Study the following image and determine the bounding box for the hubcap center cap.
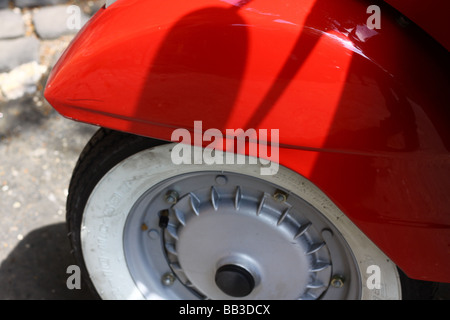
[215,265,255,297]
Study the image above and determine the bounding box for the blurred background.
[0,0,102,299]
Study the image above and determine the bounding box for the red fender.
[44,0,450,282]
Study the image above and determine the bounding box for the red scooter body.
[44,0,450,283]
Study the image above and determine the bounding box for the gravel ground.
[0,90,98,299]
[0,0,100,299]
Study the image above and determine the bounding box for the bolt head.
[147,229,159,240]
[161,273,176,286]
[273,193,287,202]
[215,175,228,185]
[330,275,345,288]
[165,190,179,204]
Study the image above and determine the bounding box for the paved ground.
[0,93,98,299]
[0,0,100,300]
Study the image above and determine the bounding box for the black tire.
[398,269,438,300]
[66,128,167,298]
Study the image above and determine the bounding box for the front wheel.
[67,128,403,300]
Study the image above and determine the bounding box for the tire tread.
[66,128,166,298]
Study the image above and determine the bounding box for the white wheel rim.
[81,144,401,300]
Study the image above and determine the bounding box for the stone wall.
[0,0,102,100]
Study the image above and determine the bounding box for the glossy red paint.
[44,0,450,282]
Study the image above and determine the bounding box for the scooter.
[44,0,450,300]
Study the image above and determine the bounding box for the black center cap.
[215,264,255,297]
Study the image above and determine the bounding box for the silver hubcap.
[123,171,361,299]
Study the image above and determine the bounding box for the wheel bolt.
[330,275,345,288]
[273,190,288,202]
[161,272,176,286]
[147,229,159,240]
[165,190,179,204]
[215,175,228,185]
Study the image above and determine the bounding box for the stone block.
[33,5,90,40]
[0,9,26,40]
[0,37,40,73]
[14,0,68,8]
